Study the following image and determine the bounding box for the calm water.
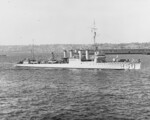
[0,54,150,120]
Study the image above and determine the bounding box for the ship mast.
[32,39,35,60]
[91,20,98,51]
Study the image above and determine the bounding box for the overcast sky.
[0,0,150,45]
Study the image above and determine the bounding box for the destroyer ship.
[15,23,141,70]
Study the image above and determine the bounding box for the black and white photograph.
[0,0,150,119]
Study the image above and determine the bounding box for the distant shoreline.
[0,43,150,54]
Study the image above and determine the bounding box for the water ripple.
[0,55,150,120]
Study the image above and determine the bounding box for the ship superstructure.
[15,22,141,70]
[15,49,141,70]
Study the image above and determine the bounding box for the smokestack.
[85,50,89,60]
[78,50,82,60]
[69,50,73,58]
[63,50,67,58]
